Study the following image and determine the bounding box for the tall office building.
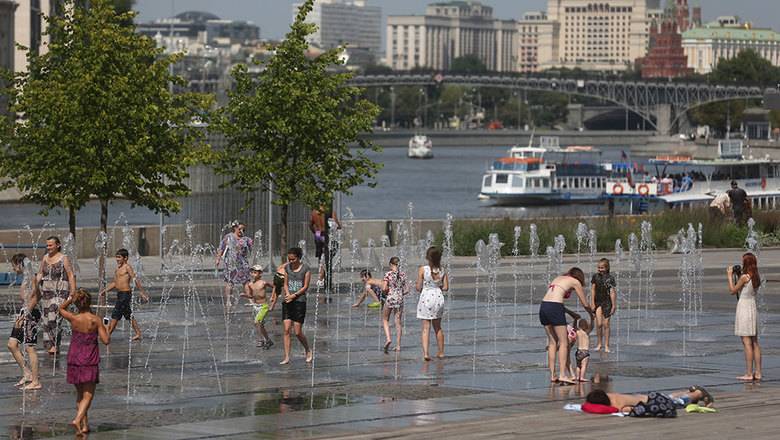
[386,1,517,72]
[293,0,381,57]
[0,0,15,73]
[543,0,651,71]
[12,0,53,73]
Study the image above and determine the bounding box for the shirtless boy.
[241,265,275,348]
[100,249,150,341]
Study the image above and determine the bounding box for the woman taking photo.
[727,252,762,381]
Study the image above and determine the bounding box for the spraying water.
[528,224,539,326]
[442,214,454,344]
[511,226,521,338]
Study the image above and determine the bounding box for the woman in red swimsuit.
[539,267,591,384]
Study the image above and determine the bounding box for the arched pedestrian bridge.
[349,74,768,134]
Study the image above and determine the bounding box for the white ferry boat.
[408,135,433,159]
[479,137,613,205]
[605,140,780,212]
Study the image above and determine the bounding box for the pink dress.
[67,330,100,384]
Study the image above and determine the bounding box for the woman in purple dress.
[216,221,253,308]
[59,289,110,435]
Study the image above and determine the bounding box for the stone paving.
[0,248,778,439]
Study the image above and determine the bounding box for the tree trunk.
[68,206,76,240]
[279,204,288,260]
[98,199,109,310]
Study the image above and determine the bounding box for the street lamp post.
[390,86,396,128]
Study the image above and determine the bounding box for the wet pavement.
[0,248,778,438]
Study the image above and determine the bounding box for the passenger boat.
[605,140,780,213]
[479,136,612,205]
[408,135,433,159]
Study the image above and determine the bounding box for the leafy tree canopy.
[450,55,488,74]
[214,0,381,254]
[0,0,211,235]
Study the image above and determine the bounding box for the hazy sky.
[135,1,777,40]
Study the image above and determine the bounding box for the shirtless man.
[310,204,341,287]
[240,265,274,348]
[99,249,150,341]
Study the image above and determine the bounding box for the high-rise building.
[137,11,260,54]
[517,11,556,73]
[542,0,651,71]
[0,0,15,73]
[386,1,517,72]
[293,0,381,57]
[682,18,780,74]
[12,0,53,73]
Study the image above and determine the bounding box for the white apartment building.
[682,19,780,74]
[544,0,651,71]
[387,1,516,72]
[293,0,381,57]
[517,11,556,72]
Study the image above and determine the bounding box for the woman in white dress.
[416,247,449,361]
[727,252,762,381]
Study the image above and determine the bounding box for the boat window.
[483,175,492,187]
[584,179,590,188]
[748,165,760,178]
[512,176,524,187]
[541,178,549,187]
[574,178,579,189]
[496,174,509,184]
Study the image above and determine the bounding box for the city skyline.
[135,1,777,40]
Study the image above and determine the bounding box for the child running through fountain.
[59,289,110,435]
[7,253,42,390]
[416,247,449,361]
[366,257,409,353]
[591,258,617,352]
[100,249,150,341]
[352,269,383,308]
[241,265,274,349]
[279,247,312,365]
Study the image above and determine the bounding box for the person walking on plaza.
[365,257,410,353]
[99,249,150,341]
[310,204,340,287]
[59,289,110,435]
[416,247,448,361]
[38,236,77,355]
[216,221,253,308]
[280,247,312,365]
[728,252,762,382]
[7,253,42,390]
[539,268,591,384]
[727,180,748,225]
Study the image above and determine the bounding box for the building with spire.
[636,0,695,78]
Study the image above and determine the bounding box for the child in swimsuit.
[352,269,383,308]
[590,258,617,352]
[573,312,594,382]
[242,265,274,349]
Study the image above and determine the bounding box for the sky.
[135,1,777,40]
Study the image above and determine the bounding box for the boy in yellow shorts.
[241,265,274,349]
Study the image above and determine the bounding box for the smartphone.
[102,317,110,326]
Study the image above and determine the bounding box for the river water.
[0,146,631,228]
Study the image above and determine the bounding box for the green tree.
[690,49,780,133]
[214,0,381,257]
[0,0,210,239]
[450,55,488,74]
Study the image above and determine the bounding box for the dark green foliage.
[448,209,780,256]
[214,0,381,254]
[0,0,211,235]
